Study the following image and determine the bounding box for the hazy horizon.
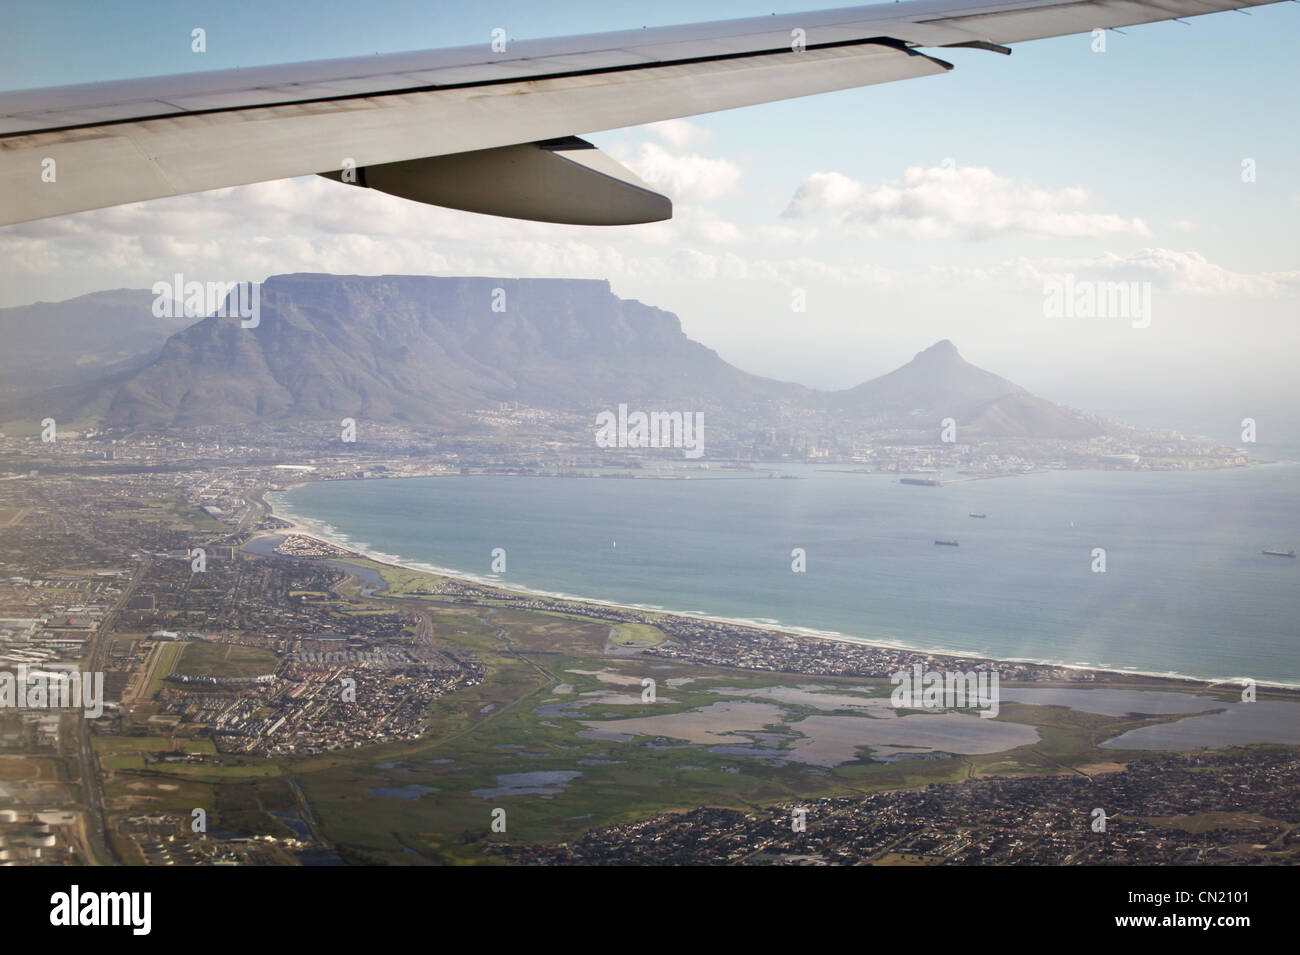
[5,273,1296,450]
[3,1,1297,450]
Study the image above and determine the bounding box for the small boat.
[969,512,986,519]
[1262,548,1296,558]
[934,539,959,547]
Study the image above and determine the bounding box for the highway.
[72,558,147,865]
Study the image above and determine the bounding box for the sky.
[1,0,1298,443]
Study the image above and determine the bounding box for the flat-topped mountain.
[9,274,1101,440]
[78,274,800,429]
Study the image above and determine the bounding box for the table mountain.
[23,273,1100,440]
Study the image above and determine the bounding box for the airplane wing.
[0,0,1284,227]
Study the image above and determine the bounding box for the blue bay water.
[276,463,1300,686]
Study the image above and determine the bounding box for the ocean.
[274,462,1300,686]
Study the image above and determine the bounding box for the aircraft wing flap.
[324,137,674,225]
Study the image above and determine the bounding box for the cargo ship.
[934,539,959,547]
[900,477,942,487]
[969,512,986,519]
[1262,548,1296,558]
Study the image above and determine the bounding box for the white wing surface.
[0,0,1283,225]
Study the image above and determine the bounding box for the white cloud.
[609,141,743,202]
[2,161,1292,314]
[1021,248,1300,297]
[783,164,1150,240]
[641,119,712,150]
[0,174,790,303]
[755,224,817,245]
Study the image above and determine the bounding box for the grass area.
[101,773,216,840]
[94,736,217,755]
[150,761,285,780]
[102,754,147,771]
[1140,810,1282,834]
[343,560,446,595]
[154,490,227,531]
[608,623,667,647]
[173,642,279,679]
[0,755,58,781]
[144,642,184,699]
[286,592,1162,864]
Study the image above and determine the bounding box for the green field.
[95,736,217,755]
[281,598,1171,864]
[144,642,185,699]
[173,642,279,679]
[101,754,147,771]
[608,623,667,647]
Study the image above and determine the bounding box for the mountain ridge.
[7,274,1102,440]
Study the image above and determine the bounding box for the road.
[73,558,148,865]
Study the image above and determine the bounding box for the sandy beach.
[248,494,1300,695]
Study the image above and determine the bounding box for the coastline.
[253,488,1299,693]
